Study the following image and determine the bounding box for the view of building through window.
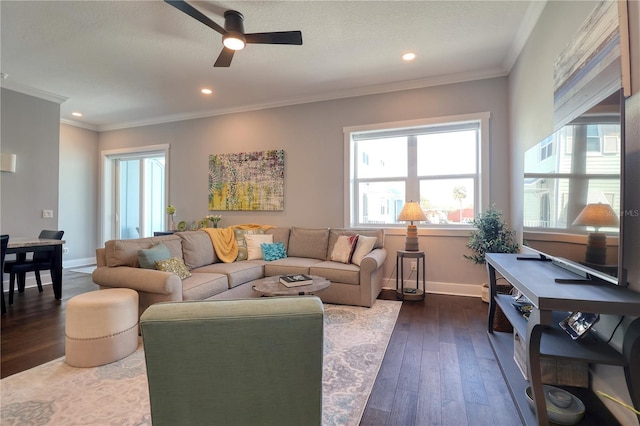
[524,123,621,231]
[349,119,481,227]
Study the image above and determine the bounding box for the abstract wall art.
[208,149,285,211]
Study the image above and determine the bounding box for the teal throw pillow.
[261,242,287,261]
[138,243,171,269]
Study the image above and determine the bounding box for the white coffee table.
[252,275,330,296]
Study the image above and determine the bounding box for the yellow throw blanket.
[202,224,274,263]
[201,228,238,263]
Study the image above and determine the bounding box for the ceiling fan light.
[223,34,245,51]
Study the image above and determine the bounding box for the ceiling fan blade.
[165,0,226,35]
[214,47,235,67]
[245,31,303,45]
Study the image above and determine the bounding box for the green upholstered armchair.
[140,296,324,426]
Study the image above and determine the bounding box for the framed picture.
[208,149,285,211]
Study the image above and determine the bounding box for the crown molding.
[503,0,547,72]
[0,80,68,104]
[97,67,508,132]
[60,118,99,132]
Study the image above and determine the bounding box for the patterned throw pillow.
[234,228,266,261]
[155,257,192,279]
[330,235,359,264]
[261,242,287,261]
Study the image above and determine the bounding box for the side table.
[396,250,426,301]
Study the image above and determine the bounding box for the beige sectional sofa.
[92,227,386,317]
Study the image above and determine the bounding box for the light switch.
[42,209,54,219]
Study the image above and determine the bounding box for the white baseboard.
[383,278,482,298]
[63,257,96,269]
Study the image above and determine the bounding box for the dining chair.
[1,235,9,314]
[4,230,64,305]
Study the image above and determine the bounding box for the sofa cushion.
[245,234,274,260]
[262,242,287,261]
[181,273,229,301]
[264,257,324,277]
[105,235,182,267]
[310,261,360,285]
[265,227,290,248]
[287,227,329,260]
[193,262,264,289]
[179,231,218,269]
[330,235,359,264]
[138,243,172,269]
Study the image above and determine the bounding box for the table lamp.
[572,203,619,264]
[398,201,426,251]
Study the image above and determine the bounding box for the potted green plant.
[465,205,519,310]
[465,204,519,264]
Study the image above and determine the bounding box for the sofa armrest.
[92,266,183,297]
[359,247,387,274]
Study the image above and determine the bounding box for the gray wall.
[59,123,99,267]
[1,88,60,237]
[99,76,511,295]
[509,1,639,423]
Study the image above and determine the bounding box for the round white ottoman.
[65,288,139,367]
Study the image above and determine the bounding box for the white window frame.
[343,112,491,228]
[99,144,170,246]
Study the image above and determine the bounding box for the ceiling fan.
[165,0,303,67]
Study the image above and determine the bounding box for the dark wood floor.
[1,273,519,425]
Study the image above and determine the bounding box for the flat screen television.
[523,88,624,286]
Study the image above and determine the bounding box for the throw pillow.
[351,235,377,266]
[261,242,287,261]
[245,234,274,260]
[155,257,192,279]
[138,243,171,269]
[330,234,359,264]
[234,228,266,261]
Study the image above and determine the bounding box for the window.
[101,145,169,243]
[344,113,490,227]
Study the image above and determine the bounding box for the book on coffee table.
[279,274,313,287]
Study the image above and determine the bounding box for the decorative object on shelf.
[559,311,600,340]
[177,221,187,232]
[208,150,285,211]
[572,203,619,264]
[397,201,426,251]
[205,214,222,228]
[166,205,176,231]
[464,204,518,264]
[525,385,585,425]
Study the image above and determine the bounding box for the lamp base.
[405,225,420,251]
[585,232,607,265]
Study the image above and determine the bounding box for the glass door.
[101,146,169,242]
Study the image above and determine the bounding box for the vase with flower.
[166,205,176,231]
[205,214,222,228]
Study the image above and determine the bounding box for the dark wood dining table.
[6,237,65,299]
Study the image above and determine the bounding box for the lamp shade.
[0,153,16,173]
[398,201,426,223]
[572,203,619,229]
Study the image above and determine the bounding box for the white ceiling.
[0,0,545,132]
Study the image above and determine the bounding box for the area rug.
[1,300,401,426]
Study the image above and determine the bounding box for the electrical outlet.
[63,247,69,254]
[42,209,54,219]
[410,261,417,271]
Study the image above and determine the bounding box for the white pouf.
[65,288,139,367]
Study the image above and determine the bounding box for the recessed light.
[201,88,213,95]
[402,52,416,61]
[72,112,83,117]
